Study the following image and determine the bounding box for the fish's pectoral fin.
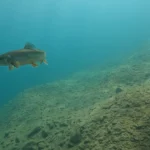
[31,62,38,67]
[13,61,20,68]
[8,65,14,71]
[24,42,37,50]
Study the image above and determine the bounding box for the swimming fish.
[0,42,48,70]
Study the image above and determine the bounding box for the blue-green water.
[0,0,150,105]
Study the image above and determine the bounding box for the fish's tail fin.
[43,59,48,65]
[40,59,48,65]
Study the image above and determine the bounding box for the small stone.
[41,130,48,138]
[115,87,123,94]
[59,141,65,147]
[4,132,9,138]
[15,137,20,143]
[70,132,82,144]
[59,123,68,127]
[135,125,144,130]
[84,140,90,144]
[46,123,54,130]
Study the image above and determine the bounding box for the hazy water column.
[0,0,150,105]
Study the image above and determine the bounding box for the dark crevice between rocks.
[27,126,41,138]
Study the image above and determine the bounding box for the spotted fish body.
[0,43,48,70]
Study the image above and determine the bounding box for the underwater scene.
[0,0,150,150]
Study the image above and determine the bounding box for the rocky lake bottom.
[0,44,150,150]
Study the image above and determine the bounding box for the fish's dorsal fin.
[24,42,37,50]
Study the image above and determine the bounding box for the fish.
[0,42,48,70]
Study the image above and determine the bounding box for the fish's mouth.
[0,56,8,65]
